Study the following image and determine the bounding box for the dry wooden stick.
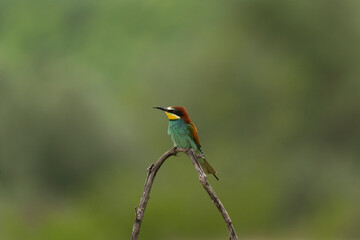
[130,147,238,240]
[130,147,177,240]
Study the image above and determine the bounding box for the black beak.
[153,106,167,112]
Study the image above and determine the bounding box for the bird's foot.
[172,146,178,156]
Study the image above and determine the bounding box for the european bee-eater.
[153,106,218,180]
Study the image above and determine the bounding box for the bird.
[153,106,219,180]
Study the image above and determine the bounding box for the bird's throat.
[165,112,180,120]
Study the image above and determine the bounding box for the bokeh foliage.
[1,0,359,239]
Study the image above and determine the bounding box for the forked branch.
[130,147,238,240]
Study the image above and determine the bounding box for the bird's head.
[153,106,191,123]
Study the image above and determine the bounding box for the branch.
[130,147,238,240]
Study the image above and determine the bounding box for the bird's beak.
[153,106,167,112]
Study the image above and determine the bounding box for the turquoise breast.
[168,119,198,151]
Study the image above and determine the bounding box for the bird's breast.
[167,120,192,148]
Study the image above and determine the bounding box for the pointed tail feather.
[199,158,219,180]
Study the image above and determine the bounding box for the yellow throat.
[165,112,180,120]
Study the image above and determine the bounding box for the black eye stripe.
[168,109,182,116]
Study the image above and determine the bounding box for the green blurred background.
[1,0,360,239]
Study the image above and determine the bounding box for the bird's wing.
[187,122,202,152]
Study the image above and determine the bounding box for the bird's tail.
[199,158,219,180]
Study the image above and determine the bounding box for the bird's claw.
[172,146,178,156]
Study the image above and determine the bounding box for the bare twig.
[130,147,238,240]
